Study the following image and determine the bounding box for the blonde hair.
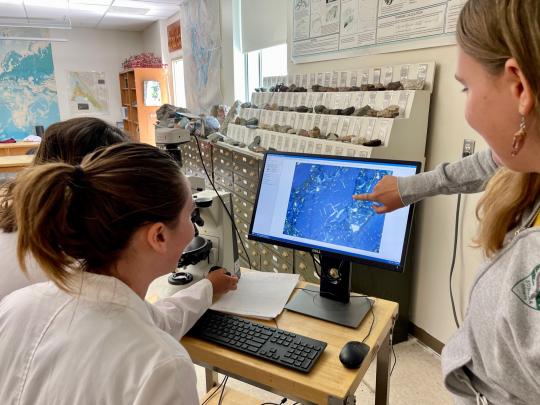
[13,143,189,292]
[457,0,540,255]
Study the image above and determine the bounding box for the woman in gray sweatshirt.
[357,0,540,403]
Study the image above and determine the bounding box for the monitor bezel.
[247,151,421,272]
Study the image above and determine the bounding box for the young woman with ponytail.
[0,143,237,404]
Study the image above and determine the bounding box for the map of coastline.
[69,71,109,114]
[283,163,391,253]
[0,40,60,140]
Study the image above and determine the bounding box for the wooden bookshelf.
[118,68,169,144]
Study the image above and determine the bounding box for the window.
[171,58,187,108]
[245,43,287,100]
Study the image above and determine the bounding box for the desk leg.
[205,369,219,391]
[374,326,392,405]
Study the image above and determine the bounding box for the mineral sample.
[402,79,425,90]
[363,139,383,147]
[308,127,321,138]
[377,105,400,119]
[341,106,355,116]
[386,81,404,91]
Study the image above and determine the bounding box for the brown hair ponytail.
[15,164,83,290]
[13,143,189,292]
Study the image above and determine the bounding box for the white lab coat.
[0,231,47,300]
[0,272,212,405]
[0,230,211,340]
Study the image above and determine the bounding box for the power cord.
[310,252,343,283]
[390,317,397,376]
[193,135,252,269]
[217,376,228,405]
[449,193,461,329]
[201,375,228,405]
[260,398,288,405]
[361,296,375,343]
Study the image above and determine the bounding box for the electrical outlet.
[462,139,475,157]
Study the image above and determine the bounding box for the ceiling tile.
[0,3,26,18]
[24,5,69,19]
[98,14,153,31]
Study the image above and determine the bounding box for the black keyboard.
[189,310,327,373]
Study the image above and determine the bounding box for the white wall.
[286,9,487,343]
[142,21,165,62]
[52,28,144,125]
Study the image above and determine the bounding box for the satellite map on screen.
[283,163,391,253]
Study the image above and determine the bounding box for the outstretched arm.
[353,149,499,213]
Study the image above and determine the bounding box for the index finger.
[352,193,371,201]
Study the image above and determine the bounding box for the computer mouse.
[339,341,370,369]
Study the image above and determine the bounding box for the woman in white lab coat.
[0,117,236,342]
[0,143,236,404]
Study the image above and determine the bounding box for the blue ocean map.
[283,163,391,253]
[0,40,60,140]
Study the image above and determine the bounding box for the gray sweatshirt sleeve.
[397,149,499,206]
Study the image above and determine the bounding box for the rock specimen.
[363,139,383,147]
[308,127,321,138]
[402,79,425,90]
[248,135,266,153]
[377,105,400,119]
[386,81,404,91]
[341,106,355,116]
[352,105,378,117]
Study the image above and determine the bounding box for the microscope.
[154,125,190,164]
[146,189,240,300]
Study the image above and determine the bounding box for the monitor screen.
[248,152,421,271]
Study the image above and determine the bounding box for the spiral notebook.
[210,272,300,320]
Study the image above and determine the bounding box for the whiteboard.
[291,0,466,63]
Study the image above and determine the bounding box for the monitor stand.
[285,254,372,328]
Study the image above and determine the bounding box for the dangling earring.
[511,115,527,157]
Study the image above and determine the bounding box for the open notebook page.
[210,271,300,319]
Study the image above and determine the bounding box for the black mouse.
[339,341,370,369]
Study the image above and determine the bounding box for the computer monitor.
[249,151,421,327]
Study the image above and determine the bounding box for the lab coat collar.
[65,272,154,325]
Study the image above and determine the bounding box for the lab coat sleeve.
[132,357,199,405]
[145,279,213,340]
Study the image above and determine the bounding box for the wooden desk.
[0,155,33,173]
[182,278,398,405]
[0,142,39,156]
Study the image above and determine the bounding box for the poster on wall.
[167,20,182,52]
[0,29,60,140]
[143,80,162,106]
[68,71,109,115]
[179,0,223,114]
[292,0,467,63]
